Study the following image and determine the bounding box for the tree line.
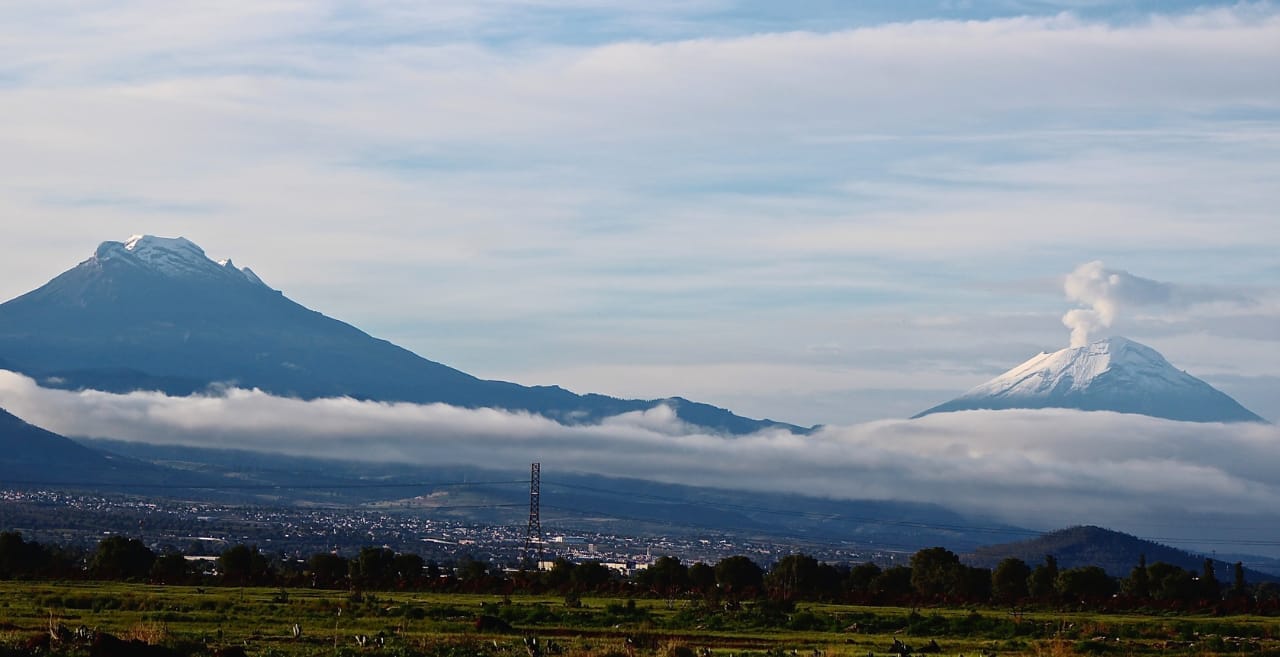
[2,532,1278,613]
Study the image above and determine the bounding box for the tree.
[870,566,913,599]
[308,552,349,588]
[455,554,491,582]
[991,558,1031,603]
[545,557,576,589]
[90,536,155,581]
[715,556,763,598]
[846,562,882,596]
[1056,566,1116,601]
[394,553,425,586]
[0,532,50,579]
[571,561,612,591]
[1201,559,1220,601]
[687,562,716,596]
[766,554,823,601]
[219,544,272,586]
[1028,555,1059,599]
[909,547,962,598]
[1232,561,1247,598]
[352,547,397,588]
[151,552,192,584]
[957,566,992,602]
[1146,562,1197,602]
[641,556,689,603]
[1122,554,1150,599]
[813,562,845,600]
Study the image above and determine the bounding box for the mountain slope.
[0,406,195,486]
[0,235,805,434]
[970,525,1277,581]
[914,336,1264,423]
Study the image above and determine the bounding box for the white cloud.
[2,370,1278,543]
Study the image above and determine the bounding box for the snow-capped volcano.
[914,336,1265,423]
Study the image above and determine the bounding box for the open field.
[2,582,1280,656]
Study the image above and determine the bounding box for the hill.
[970,525,1277,581]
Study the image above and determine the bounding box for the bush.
[1075,639,1115,654]
[787,610,830,631]
[662,643,696,657]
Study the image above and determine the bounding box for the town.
[1,488,902,574]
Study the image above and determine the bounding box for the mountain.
[970,525,1277,581]
[914,336,1265,423]
[0,235,805,434]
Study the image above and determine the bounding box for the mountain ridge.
[0,235,809,435]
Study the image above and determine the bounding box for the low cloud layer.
[1062,261,1256,347]
[2,370,1278,543]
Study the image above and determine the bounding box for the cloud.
[3,370,1279,542]
[1061,261,1257,347]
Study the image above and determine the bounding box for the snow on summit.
[124,234,203,258]
[94,235,267,287]
[966,336,1174,399]
[914,336,1266,424]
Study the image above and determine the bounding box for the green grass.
[1,582,1279,656]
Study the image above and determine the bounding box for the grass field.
[2,582,1279,656]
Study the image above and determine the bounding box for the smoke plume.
[1061,261,1253,347]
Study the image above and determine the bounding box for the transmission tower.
[522,462,542,569]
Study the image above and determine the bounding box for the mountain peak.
[124,234,203,257]
[93,235,267,287]
[914,336,1265,423]
[1000,336,1167,394]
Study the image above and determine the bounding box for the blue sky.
[1,0,1278,425]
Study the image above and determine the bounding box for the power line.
[541,502,923,555]
[543,480,1037,536]
[7,475,1280,551]
[0,479,527,490]
[541,481,1280,550]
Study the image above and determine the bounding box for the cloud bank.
[3,370,1278,541]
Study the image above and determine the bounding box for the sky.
[1,0,1279,426]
